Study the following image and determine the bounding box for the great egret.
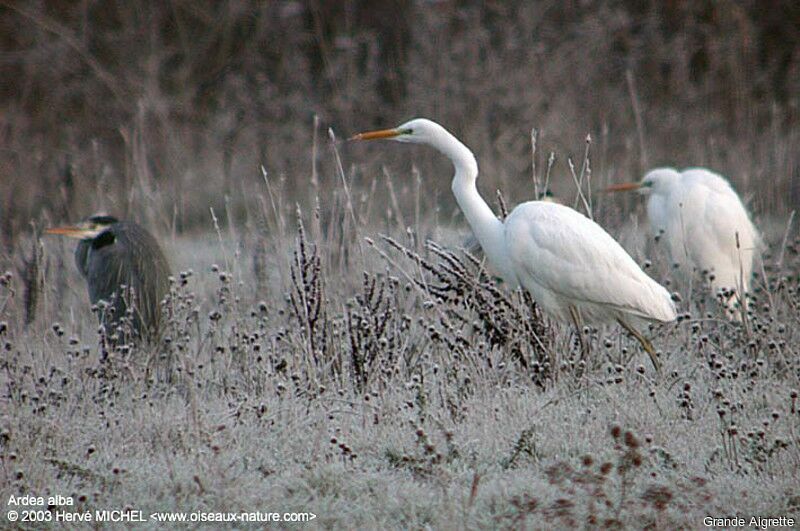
[352,119,676,371]
[46,215,171,341]
[606,168,760,320]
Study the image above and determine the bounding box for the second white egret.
[606,168,760,320]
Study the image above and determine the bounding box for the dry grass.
[2,1,799,247]
[1,2,799,529]
[1,146,799,527]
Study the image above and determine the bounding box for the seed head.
[623,431,639,449]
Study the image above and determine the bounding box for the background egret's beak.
[45,225,98,239]
[349,128,400,141]
[604,182,641,193]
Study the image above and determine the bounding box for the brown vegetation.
[1,2,798,528]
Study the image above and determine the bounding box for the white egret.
[352,118,676,371]
[606,168,760,320]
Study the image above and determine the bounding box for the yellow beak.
[45,225,99,239]
[603,182,642,193]
[349,128,401,141]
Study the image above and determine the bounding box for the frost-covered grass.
[2,2,799,528]
[2,190,798,528]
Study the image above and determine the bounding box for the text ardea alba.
[606,168,760,320]
[352,119,676,371]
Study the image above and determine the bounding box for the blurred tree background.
[1,0,798,250]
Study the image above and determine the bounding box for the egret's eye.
[641,181,653,187]
[402,128,413,135]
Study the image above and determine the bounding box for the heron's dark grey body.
[74,220,170,339]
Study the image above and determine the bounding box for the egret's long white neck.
[427,127,518,286]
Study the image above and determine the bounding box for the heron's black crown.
[87,214,119,226]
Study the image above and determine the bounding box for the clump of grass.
[0,270,15,321]
[502,426,540,469]
[19,231,43,326]
[287,208,328,371]
[152,270,201,384]
[384,424,460,481]
[378,235,554,386]
[499,425,715,528]
[345,272,409,393]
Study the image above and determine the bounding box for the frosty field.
[2,200,799,529]
[2,2,799,529]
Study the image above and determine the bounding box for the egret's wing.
[682,169,760,251]
[679,181,759,287]
[506,202,676,321]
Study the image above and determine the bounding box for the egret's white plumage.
[608,167,760,319]
[353,118,676,369]
[463,188,559,258]
[504,202,677,324]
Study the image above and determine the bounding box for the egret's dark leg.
[617,319,662,373]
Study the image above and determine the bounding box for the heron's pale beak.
[603,182,641,193]
[349,128,401,141]
[45,226,99,239]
